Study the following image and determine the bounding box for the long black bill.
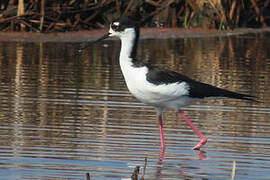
[94,33,111,43]
[77,33,111,53]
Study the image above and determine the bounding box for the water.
[0,32,270,180]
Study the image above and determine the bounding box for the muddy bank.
[0,27,270,42]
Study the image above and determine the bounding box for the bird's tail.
[218,88,259,103]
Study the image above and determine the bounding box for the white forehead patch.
[113,22,120,26]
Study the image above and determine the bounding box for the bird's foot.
[192,137,207,150]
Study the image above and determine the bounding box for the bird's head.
[95,17,140,42]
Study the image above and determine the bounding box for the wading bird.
[93,16,257,151]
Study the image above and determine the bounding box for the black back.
[146,65,256,101]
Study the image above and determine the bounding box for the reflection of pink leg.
[178,110,207,150]
[198,150,207,160]
[158,115,166,150]
[159,147,165,164]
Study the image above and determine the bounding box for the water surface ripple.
[0,33,270,179]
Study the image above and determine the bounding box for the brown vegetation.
[0,0,269,32]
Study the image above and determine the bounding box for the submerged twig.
[86,172,91,180]
[140,157,147,180]
[131,166,140,180]
[84,158,147,179]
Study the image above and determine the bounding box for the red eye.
[111,24,120,31]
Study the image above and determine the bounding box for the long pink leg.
[178,110,207,150]
[158,115,166,150]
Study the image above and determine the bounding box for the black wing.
[146,66,191,85]
[146,66,257,101]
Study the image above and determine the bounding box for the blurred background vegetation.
[0,0,269,32]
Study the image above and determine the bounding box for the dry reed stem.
[229,1,237,21]
[17,0,25,30]
[40,0,45,31]
[250,0,267,27]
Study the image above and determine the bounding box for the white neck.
[119,28,136,64]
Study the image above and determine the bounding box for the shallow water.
[0,32,270,180]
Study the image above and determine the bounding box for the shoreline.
[0,27,270,42]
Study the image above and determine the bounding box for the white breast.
[118,29,192,110]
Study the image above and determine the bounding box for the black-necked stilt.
[94,16,257,151]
